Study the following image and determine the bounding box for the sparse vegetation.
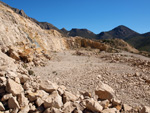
[22,63,28,69]
[28,69,35,75]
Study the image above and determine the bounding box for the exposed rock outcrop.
[0,2,67,52]
[65,37,108,51]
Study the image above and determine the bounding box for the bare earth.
[33,49,150,107]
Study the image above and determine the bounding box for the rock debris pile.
[0,51,149,113]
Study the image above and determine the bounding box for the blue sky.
[1,0,150,34]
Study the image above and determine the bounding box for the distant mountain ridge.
[1,1,150,52]
[68,28,97,39]
[96,25,139,39]
[64,27,150,52]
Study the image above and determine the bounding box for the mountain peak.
[107,25,138,39]
[61,28,67,30]
[61,28,68,32]
[69,28,96,39]
[113,25,133,31]
[60,28,68,35]
[116,25,128,28]
[142,32,150,37]
[71,28,89,31]
[96,25,139,40]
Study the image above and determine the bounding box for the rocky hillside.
[61,25,150,53]
[60,25,139,40]
[98,26,150,52]
[0,1,64,34]
[67,28,97,39]
[125,34,150,52]
[96,25,139,40]
[0,1,109,54]
[0,2,69,51]
[0,0,108,63]
[100,39,139,53]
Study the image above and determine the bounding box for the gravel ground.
[33,50,150,107]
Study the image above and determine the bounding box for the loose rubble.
[1,50,148,113]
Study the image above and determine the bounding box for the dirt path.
[33,50,150,107]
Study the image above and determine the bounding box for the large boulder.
[95,82,115,100]
[26,91,37,102]
[18,93,29,107]
[40,80,58,93]
[63,91,78,103]
[44,91,63,108]
[26,89,49,102]
[84,98,103,112]
[36,97,44,107]
[36,90,49,99]
[62,101,75,113]
[6,78,24,95]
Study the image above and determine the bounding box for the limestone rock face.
[0,51,17,72]
[6,78,24,95]
[66,37,108,51]
[0,3,67,52]
[95,81,115,100]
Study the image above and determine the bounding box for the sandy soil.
[33,49,150,107]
